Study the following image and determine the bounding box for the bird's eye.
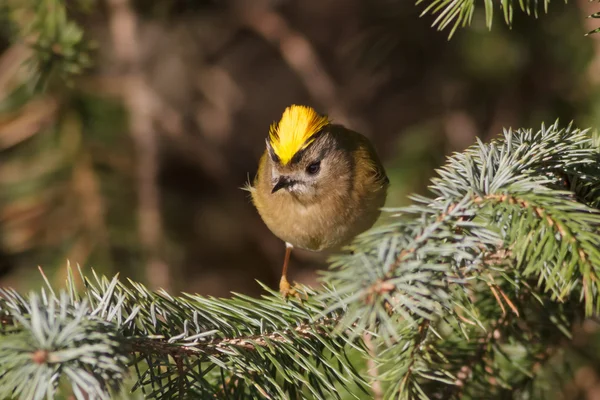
[306,161,321,175]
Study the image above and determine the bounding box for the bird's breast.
[252,183,386,252]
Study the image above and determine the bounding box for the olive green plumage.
[246,105,389,296]
[250,124,388,251]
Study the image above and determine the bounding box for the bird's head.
[265,105,351,202]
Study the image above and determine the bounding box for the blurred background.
[1,0,599,299]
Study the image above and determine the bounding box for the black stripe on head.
[290,147,307,165]
[266,139,280,163]
[289,129,326,165]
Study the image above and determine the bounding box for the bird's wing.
[355,131,389,188]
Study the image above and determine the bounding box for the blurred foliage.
[0,47,136,288]
[1,0,94,89]
[0,0,597,314]
[1,0,600,398]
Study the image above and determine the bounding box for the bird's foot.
[279,276,305,301]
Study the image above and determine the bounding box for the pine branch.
[321,122,600,397]
[1,269,368,399]
[1,122,600,399]
[416,0,567,38]
[0,292,129,400]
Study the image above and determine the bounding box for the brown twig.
[127,317,338,359]
[486,273,520,319]
[487,282,506,316]
[363,332,383,400]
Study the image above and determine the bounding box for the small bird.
[247,105,389,297]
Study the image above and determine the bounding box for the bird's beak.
[272,176,291,193]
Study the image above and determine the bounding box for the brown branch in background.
[105,0,170,290]
[65,151,112,287]
[234,1,352,126]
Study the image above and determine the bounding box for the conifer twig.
[2,123,600,399]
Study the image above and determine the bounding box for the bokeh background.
[1,0,599,300]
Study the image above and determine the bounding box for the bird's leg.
[279,243,297,298]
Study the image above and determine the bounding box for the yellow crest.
[268,105,329,165]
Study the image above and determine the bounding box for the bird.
[246,105,389,297]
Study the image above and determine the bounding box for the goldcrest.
[247,105,389,297]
